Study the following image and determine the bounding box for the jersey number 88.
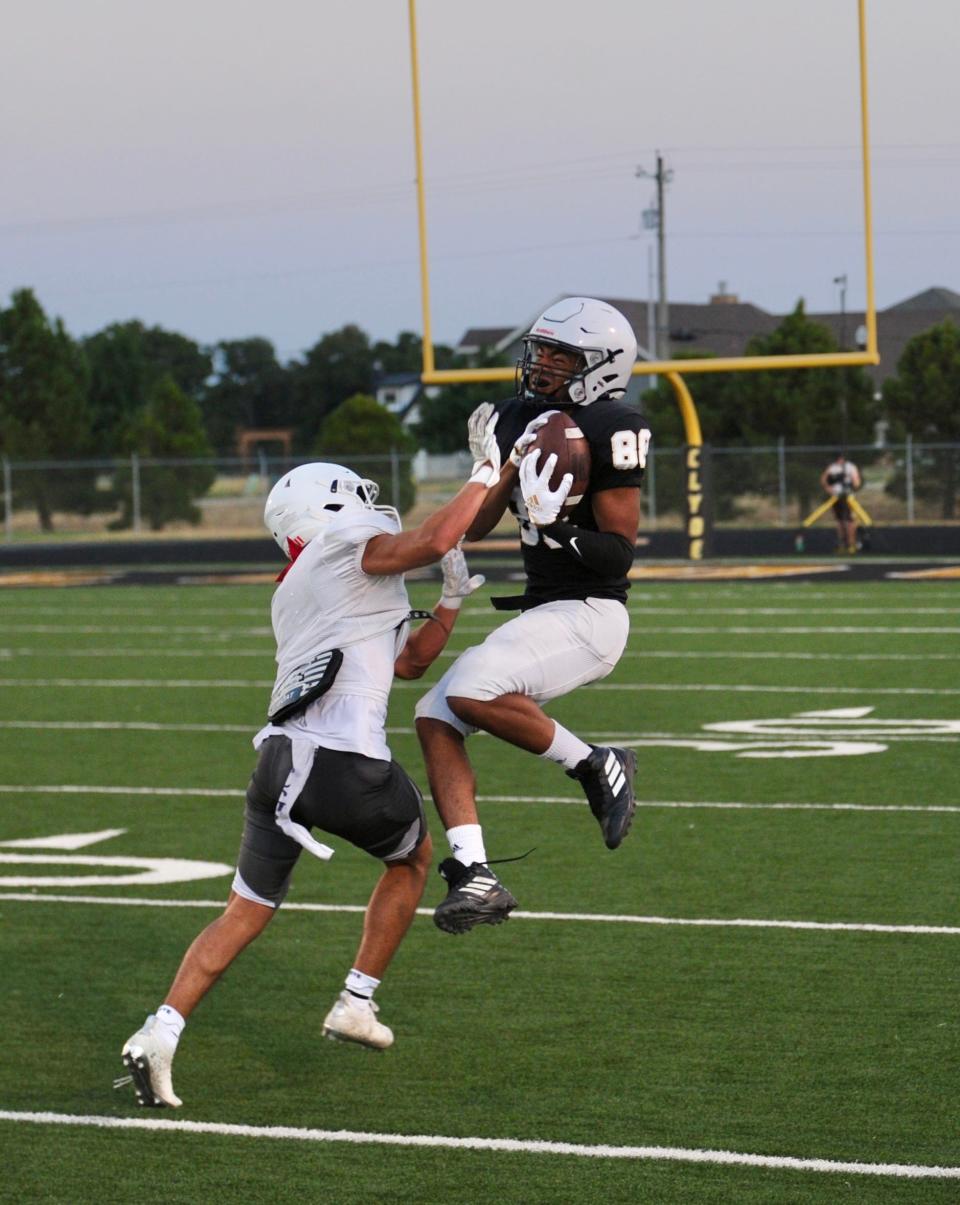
[610,429,651,470]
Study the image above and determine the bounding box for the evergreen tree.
[84,321,213,454]
[0,289,92,529]
[113,375,216,530]
[882,319,960,518]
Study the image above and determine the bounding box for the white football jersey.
[258,507,412,760]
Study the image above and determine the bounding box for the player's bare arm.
[592,485,641,541]
[464,468,515,541]
[361,481,491,576]
[395,544,484,679]
[394,602,457,679]
[363,412,503,575]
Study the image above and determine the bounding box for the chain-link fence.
[0,451,419,539]
[2,442,959,539]
[640,440,960,529]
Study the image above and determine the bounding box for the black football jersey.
[491,395,651,605]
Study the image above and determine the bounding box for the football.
[528,410,592,514]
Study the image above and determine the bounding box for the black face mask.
[515,339,587,407]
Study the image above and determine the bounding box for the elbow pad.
[540,522,635,577]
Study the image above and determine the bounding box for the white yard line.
[1,648,275,659]
[630,607,960,615]
[2,623,959,637]
[0,625,272,636]
[2,647,955,664]
[625,651,959,662]
[0,678,274,688]
[3,678,960,695]
[0,892,956,936]
[0,784,243,797]
[3,604,959,617]
[1,721,958,749]
[1,784,958,813]
[0,1111,955,1180]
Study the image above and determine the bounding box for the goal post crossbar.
[407,0,878,384]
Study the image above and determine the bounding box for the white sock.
[446,824,487,867]
[541,722,592,770]
[345,968,380,1001]
[154,1004,185,1048]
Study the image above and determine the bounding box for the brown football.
[528,410,592,515]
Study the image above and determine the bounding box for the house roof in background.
[456,288,960,386]
[885,286,960,312]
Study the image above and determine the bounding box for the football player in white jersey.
[415,298,650,934]
[120,441,500,1108]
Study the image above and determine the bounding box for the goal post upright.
[406,0,878,560]
[407,0,877,383]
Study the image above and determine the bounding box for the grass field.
[1,576,958,1203]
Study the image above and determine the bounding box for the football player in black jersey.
[415,297,652,934]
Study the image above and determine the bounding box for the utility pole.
[637,152,673,359]
[833,273,848,349]
[834,273,849,450]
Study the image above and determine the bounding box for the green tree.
[736,303,875,447]
[314,393,417,514]
[84,323,150,453]
[138,324,212,399]
[84,321,213,454]
[371,331,456,376]
[640,305,876,518]
[203,337,293,453]
[414,351,512,452]
[0,288,92,530]
[735,303,877,516]
[882,319,960,517]
[291,325,375,447]
[113,375,216,530]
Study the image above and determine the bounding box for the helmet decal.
[517,298,638,407]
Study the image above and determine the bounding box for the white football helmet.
[264,462,380,556]
[517,297,638,406]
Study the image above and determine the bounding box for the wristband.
[438,595,463,611]
[468,460,500,488]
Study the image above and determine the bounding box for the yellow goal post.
[406,0,878,558]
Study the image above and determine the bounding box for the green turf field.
[1,577,958,1203]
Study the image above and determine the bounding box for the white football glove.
[439,545,485,610]
[466,403,501,488]
[519,449,573,527]
[508,409,558,467]
[467,402,496,460]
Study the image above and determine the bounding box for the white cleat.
[322,991,394,1050]
[121,1015,182,1108]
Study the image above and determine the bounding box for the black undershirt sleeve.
[539,522,635,577]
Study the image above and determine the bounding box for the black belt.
[491,595,546,611]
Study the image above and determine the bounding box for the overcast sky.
[1,0,956,359]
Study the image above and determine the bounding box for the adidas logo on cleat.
[567,745,638,850]
[433,858,518,934]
